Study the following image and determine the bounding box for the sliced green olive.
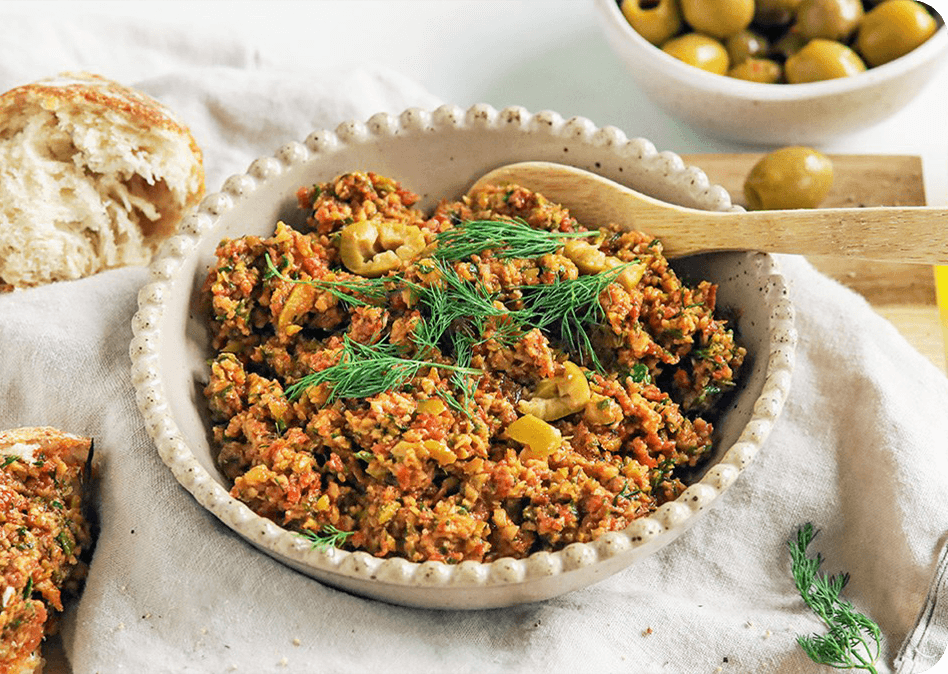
[507,414,563,461]
[339,220,425,277]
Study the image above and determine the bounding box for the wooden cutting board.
[680,154,945,371]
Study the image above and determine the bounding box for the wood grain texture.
[875,304,947,372]
[682,153,944,371]
[475,161,948,264]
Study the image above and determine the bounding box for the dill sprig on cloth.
[433,218,596,262]
[788,523,882,673]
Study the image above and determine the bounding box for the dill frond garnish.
[408,259,538,415]
[263,253,388,307]
[434,331,482,418]
[299,524,354,551]
[410,259,523,355]
[434,218,596,262]
[283,335,481,402]
[789,523,882,673]
[518,262,634,370]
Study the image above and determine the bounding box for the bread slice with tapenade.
[0,72,205,291]
[0,427,94,674]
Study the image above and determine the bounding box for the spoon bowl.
[471,161,948,264]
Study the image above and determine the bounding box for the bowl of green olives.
[594,0,947,143]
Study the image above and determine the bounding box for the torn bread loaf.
[0,427,94,674]
[0,72,205,290]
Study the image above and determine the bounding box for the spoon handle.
[473,161,948,264]
[670,206,948,264]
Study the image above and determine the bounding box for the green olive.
[728,58,784,82]
[856,0,938,67]
[620,0,684,46]
[725,29,770,64]
[770,31,809,60]
[662,33,730,74]
[680,0,755,40]
[754,0,804,26]
[793,0,865,41]
[785,38,868,82]
[744,147,834,210]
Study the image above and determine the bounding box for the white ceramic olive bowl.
[594,0,948,144]
[130,103,796,610]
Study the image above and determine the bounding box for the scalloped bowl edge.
[130,103,797,610]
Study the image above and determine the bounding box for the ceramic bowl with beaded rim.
[130,103,797,610]
[593,0,948,144]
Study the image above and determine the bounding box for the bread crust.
[0,72,201,159]
[0,72,205,290]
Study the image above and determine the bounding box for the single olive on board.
[662,33,730,74]
[856,0,938,66]
[620,0,683,46]
[793,0,865,41]
[785,38,867,82]
[743,146,834,210]
[680,0,755,40]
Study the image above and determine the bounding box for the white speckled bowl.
[130,104,796,610]
[594,0,948,144]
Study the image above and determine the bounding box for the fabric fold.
[0,18,946,674]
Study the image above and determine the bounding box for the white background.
[4,0,946,203]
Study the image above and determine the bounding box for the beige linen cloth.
[1,15,947,674]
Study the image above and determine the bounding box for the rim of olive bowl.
[594,0,948,101]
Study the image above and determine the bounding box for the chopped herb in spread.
[202,171,745,564]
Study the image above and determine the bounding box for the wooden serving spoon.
[468,161,948,264]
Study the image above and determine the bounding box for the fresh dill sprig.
[283,335,481,402]
[405,260,520,417]
[518,262,633,370]
[263,253,388,307]
[789,523,882,674]
[434,218,596,262]
[410,259,524,355]
[434,330,482,419]
[299,524,354,551]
